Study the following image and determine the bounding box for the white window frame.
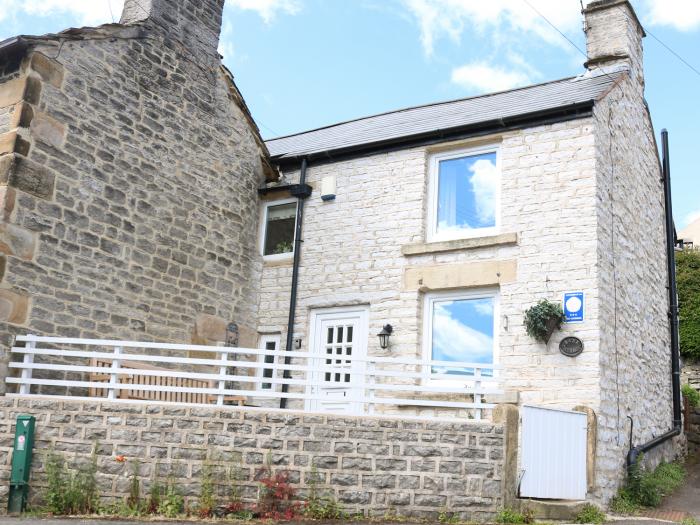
[422,288,500,386]
[426,144,501,243]
[260,198,297,261]
[257,334,281,391]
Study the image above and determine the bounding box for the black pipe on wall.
[280,158,308,409]
[626,129,682,470]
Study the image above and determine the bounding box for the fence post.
[107,346,122,401]
[217,349,228,406]
[366,361,376,415]
[473,367,482,420]
[19,338,35,395]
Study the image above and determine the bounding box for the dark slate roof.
[266,69,622,160]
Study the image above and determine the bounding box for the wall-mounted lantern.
[377,324,393,349]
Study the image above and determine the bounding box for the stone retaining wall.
[0,397,507,520]
[683,362,700,453]
[687,404,700,454]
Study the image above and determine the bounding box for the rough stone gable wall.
[0,15,265,390]
[592,72,680,501]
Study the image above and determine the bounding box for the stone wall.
[0,397,507,520]
[682,363,700,453]
[592,55,679,504]
[682,361,700,390]
[686,404,700,454]
[0,0,269,391]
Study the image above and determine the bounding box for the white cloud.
[469,157,499,223]
[227,0,301,24]
[451,62,531,93]
[683,209,700,228]
[642,0,700,31]
[218,18,235,59]
[432,303,493,364]
[0,0,124,25]
[0,0,302,26]
[401,0,587,57]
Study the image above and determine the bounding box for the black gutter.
[626,129,682,470]
[258,184,296,195]
[279,158,311,409]
[272,102,595,168]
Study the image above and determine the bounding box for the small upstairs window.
[262,199,296,258]
[428,145,500,242]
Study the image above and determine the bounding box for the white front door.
[307,307,368,415]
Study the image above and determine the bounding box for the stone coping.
[3,394,496,428]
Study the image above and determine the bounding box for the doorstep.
[517,499,589,521]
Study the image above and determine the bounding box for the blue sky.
[1,0,698,227]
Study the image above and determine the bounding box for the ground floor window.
[422,289,498,380]
[262,199,297,257]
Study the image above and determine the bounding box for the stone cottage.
[259,0,682,504]
[0,0,274,388]
[0,0,684,517]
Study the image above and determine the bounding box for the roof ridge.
[265,73,583,143]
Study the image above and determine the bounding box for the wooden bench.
[89,357,246,405]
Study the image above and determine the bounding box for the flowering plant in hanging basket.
[524,299,565,343]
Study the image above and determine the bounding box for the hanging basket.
[524,299,565,344]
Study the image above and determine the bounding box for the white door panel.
[308,308,368,414]
[520,405,588,500]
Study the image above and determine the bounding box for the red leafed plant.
[255,465,304,519]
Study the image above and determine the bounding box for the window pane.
[264,203,296,255]
[436,151,497,235]
[261,339,277,389]
[431,296,494,377]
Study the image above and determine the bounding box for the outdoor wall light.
[377,324,393,349]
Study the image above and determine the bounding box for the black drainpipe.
[626,129,682,470]
[280,157,311,409]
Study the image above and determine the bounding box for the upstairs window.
[262,199,296,258]
[428,146,500,242]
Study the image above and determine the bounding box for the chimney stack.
[583,0,646,87]
[121,0,225,59]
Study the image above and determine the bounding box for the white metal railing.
[7,335,502,420]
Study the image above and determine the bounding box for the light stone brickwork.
[0,397,505,520]
[259,120,602,416]
[0,0,269,391]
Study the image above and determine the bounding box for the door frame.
[305,305,370,415]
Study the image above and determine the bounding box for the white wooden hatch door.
[307,308,368,415]
[520,405,588,500]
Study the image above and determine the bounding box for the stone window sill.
[401,232,518,256]
[263,253,294,267]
